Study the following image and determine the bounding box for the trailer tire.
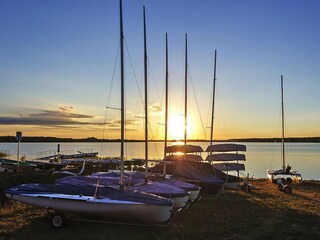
[283,185,292,194]
[52,213,66,228]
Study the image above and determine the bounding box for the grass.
[0,151,8,158]
[0,178,319,240]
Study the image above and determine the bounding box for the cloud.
[59,105,74,112]
[0,106,142,133]
[0,107,97,126]
[149,103,163,116]
[104,119,141,128]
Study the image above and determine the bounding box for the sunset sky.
[0,0,319,140]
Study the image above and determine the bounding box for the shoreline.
[1,136,320,143]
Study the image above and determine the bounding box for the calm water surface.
[1,142,319,180]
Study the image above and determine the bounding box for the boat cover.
[166,145,204,153]
[212,163,245,171]
[206,144,246,152]
[57,175,143,188]
[165,154,203,162]
[179,162,240,183]
[6,182,173,206]
[174,161,224,185]
[130,181,189,198]
[91,171,145,179]
[64,174,189,198]
[156,179,200,191]
[92,171,199,191]
[205,153,246,162]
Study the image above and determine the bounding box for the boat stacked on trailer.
[205,143,250,191]
[150,144,224,194]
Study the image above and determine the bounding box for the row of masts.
[121,1,219,182]
[121,0,287,187]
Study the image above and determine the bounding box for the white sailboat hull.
[170,195,189,209]
[6,193,173,223]
[267,169,302,184]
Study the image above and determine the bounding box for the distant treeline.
[228,137,320,143]
[1,136,320,143]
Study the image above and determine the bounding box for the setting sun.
[168,113,193,140]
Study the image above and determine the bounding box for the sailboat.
[127,8,190,210]
[90,7,190,210]
[151,39,223,194]
[205,50,249,191]
[6,0,174,227]
[267,75,302,184]
[151,33,201,203]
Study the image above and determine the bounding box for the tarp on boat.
[212,163,245,171]
[165,154,203,162]
[166,145,204,153]
[156,179,200,191]
[89,172,189,198]
[174,161,223,185]
[206,144,246,152]
[57,175,144,188]
[206,153,246,162]
[130,181,189,198]
[5,182,173,206]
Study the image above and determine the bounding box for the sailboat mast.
[143,6,148,179]
[281,75,285,169]
[119,0,125,188]
[210,50,217,157]
[184,33,188,159]
[163,33,169,175]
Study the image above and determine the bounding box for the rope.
[189,69,207,140]
[100,43,120,160]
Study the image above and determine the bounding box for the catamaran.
[267,75,302,184]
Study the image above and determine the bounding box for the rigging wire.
[189,69,207,140]
[284,116,297,169]
[124,38,144,107]
[100,43,120,161]
[206,82,213,141]
[216,92,229,140]
[124,38,145,159]
[148,58,163,104]
[270,104,282,169]
[148,57,164,156]
[148,121,162,160]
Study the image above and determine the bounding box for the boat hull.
[267,169,302,184]
[5,193,173,224]
[188,189,200,202]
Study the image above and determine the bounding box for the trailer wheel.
[242,183,251,193]
[52,213,66,228]
[277,183,283,191]
[283,185,292,194]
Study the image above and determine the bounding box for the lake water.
[1,142,319,180]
